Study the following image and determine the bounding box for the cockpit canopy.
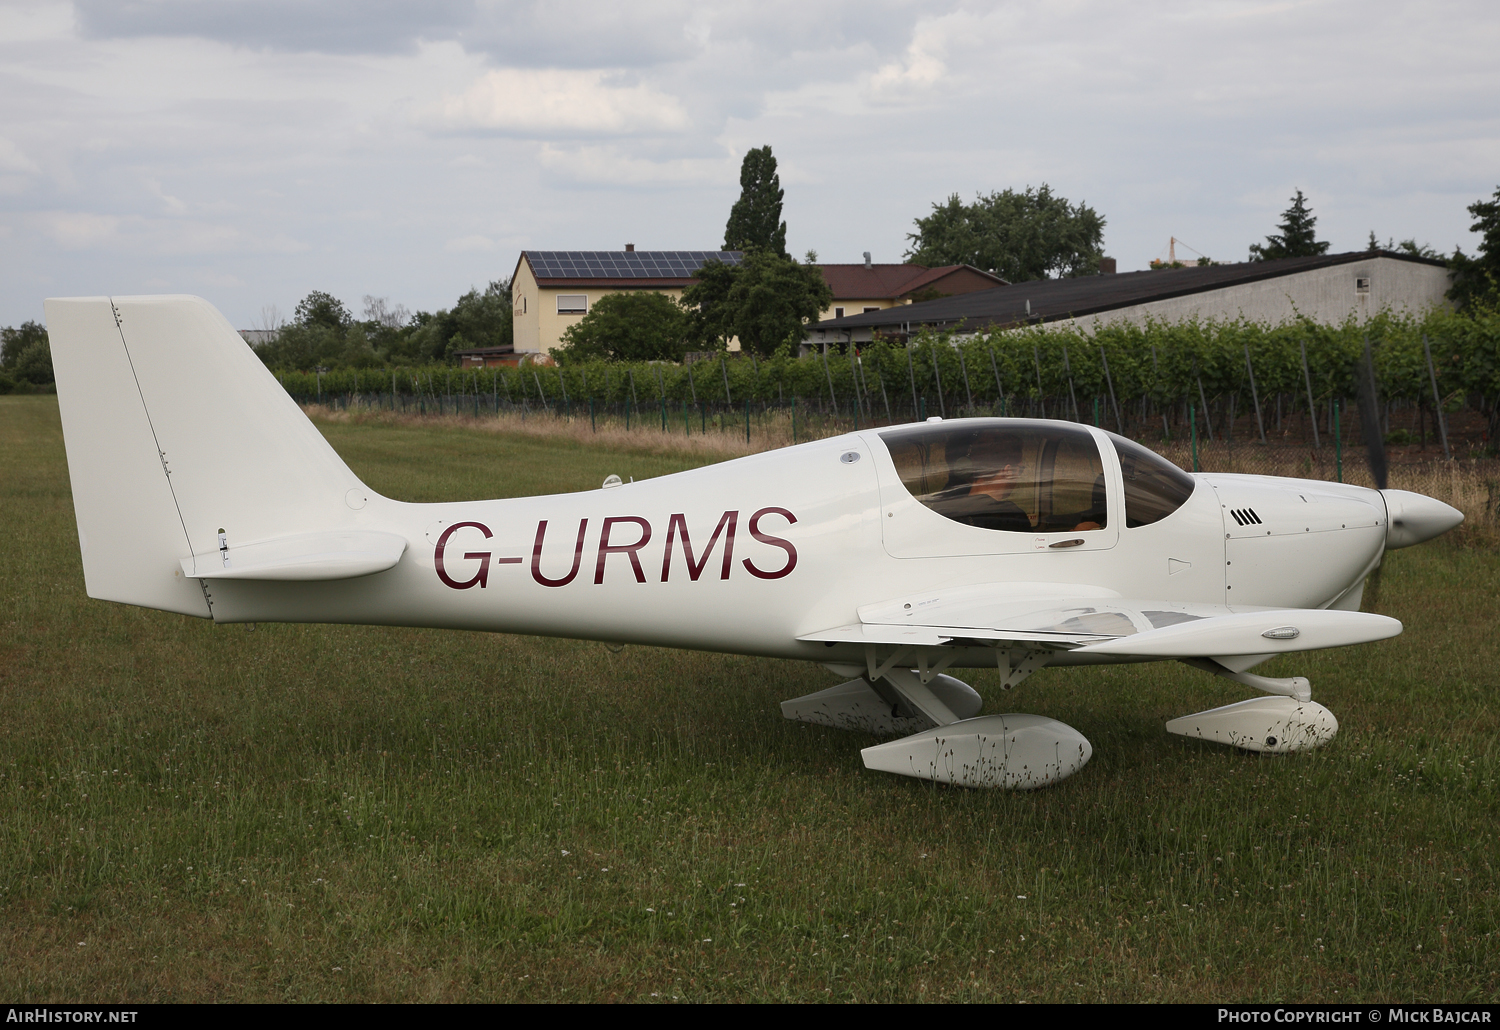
[877,420,1195,533]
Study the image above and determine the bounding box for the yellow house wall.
[817,298,909,321]
[512,260,689,354]
[511,260,541,354]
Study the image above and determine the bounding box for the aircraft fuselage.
[194,422,1389,669]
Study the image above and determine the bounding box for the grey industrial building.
[804,250,1452,348]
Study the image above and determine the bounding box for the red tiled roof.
[898,265,1007,294]
[816,264,934,299]
[815,263,1008,299]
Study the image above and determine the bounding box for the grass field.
[1,394,1496,1002]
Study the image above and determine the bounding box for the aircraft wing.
[797,582,1402,656]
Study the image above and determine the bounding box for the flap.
[798,624,1085,647]
[857,581,1122,626]
[181,530,408,581]
[842,581,1232,646]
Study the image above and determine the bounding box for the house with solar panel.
[511,247,743,356]
[508,246,1015,358]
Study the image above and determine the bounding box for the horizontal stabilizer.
[180,530,407,581]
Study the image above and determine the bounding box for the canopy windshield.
[1105,432,1196,527]
[879,421,1107,533]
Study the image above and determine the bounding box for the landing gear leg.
[781,648,1091,789]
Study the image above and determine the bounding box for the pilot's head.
[947,429,1023,485]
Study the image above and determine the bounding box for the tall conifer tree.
[723,146,788,256]
[1249,189,1331,260]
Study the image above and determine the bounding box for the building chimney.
[863,251,872,269]
[1098,256,1117,275]
[625,243,635,252]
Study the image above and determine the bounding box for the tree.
[905,185,1105,281]
[679,258,739,348]
[0,321,52,389]
[293,291,352,332]
[253,280,515,369]
[1449,185,1500,309]
[400,279,515,365]
[254,290,353,369]
[723,146,787,256]
[12,340,54,385]
[1,320,48,369]
[1248,189,1330,261]
[447,280,513,351]
[681,250,832,357]
[554,292,690,363]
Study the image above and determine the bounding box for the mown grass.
[1,394,1496,1002]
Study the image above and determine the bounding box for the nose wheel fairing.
[1165,695,1339,753]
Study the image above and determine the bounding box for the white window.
[863,306,881,314]
[1355,276,1371,294]
[834,306,845,318]
[557,295,587,314]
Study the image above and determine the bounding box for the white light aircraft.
[45,296,1464,789]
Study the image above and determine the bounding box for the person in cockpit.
[937,431,1034,532]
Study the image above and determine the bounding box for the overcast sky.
[2,0,1497,328]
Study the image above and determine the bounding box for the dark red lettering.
[434,521,492,589]
[595,516,652,584]
[660,511,737,582]
[531,518,588,587]
[741,507,798,580]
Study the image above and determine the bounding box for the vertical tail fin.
[46,295,371,616]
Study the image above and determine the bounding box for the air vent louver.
[1230,508,1263,527]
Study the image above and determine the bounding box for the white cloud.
[436,68,689,136]
[31,210,310,256]
[0,137,41,175]
[867,18,950,102]
[45,212,121,249]
[445,234,494,252]
[197,270,245,288]
[535,143,735,186]
[2,0,1499,326]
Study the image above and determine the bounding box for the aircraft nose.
[1381,489,1464,549]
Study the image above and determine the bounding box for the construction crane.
[1155,237,1211,267]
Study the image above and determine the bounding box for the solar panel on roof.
[526,250,742,278]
